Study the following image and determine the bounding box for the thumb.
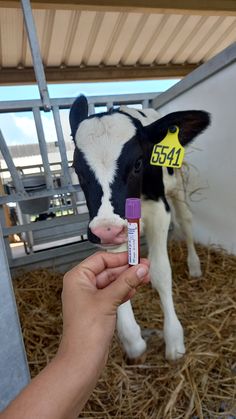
[103,264,149,305]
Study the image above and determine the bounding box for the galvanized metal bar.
[0,130,26,195]
[3,235,13,263]
[0,224,30,411]
[52,106,72,187]
[0,160,73,175]
[106,102,113,111]
[70,193,79,216]
[0,184,82,205]
[0,93,158,112]
[32,107,54,190]
[88,93,158,107]
[20,0,51,111]
[20,210,34,253]
[88,103,95,115]
[9,239,97,270]
[2,212,89,236]
[142,99,149,108]
[0,206,13,262]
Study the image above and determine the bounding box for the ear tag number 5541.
[150,126,184,168]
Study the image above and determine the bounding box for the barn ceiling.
[0,0,236,84]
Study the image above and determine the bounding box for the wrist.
[57,320,112,366]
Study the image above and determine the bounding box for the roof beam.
[0,64,198,84]
[1,0,236,15]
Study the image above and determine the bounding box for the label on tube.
[127,222,139,265]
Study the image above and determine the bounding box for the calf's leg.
[170,176,201,277]
[109,244,147,364]
[117,301,147,364]
[142,199,185,361]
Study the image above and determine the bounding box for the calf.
[69,95,210,363]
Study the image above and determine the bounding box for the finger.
[96,260,150,289]
[102,264,149,304]
[141,275,150,285]
[78,251,129,276]
[121,288,137,304]
[140,258,150,268]
[96,264,129,289]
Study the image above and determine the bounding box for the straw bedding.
[13,242,236,418]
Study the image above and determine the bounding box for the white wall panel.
[157,62,236,254]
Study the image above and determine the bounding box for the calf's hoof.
[164,321,186,361]
[165,344,185,362]
[189,265,202,278]
[188,256,202,278]
[126,350,147,365]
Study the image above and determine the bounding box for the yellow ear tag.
[150,126,184,168]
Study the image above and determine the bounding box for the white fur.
[163,167,178,195]
[109,244,146,360]
[117,301,147,359]
[142,198,185,360]
[119,106,160,126]
[167,170,202,277]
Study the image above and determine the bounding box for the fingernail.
[136,266,148,279]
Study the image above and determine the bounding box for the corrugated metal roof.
[0,5,236,82]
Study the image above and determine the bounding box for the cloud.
[13,114,38,142]
[0,110,71,146]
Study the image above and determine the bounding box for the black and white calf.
[69,95,210,363]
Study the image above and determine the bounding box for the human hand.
[58,251,149,367]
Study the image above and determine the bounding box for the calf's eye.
[134,158,143,173]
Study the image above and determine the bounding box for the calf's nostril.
[90,225,126,244]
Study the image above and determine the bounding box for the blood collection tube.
[125,198,141,266]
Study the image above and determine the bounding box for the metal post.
[0,224,30,412]
[88,103,95,115]
[20,0,51,111]
[51,106,78,214]
[0,130,26,195]
[106,102,113,111]
[52,106,71,187]
[0,205,13,262]
[142,99,149,108]
[33,107,54,190]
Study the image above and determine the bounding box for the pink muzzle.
[90,225,127,245]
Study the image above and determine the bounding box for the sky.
[0,79,179,146]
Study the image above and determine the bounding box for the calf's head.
[70,95,210,247]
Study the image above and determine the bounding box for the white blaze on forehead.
[75,113,136,183]
[75,113,136,226]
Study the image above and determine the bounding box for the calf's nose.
[91,225,126,244]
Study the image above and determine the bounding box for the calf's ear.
[69,95,88,140]
[144,110,210,147]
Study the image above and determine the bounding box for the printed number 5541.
[151,145,182,167]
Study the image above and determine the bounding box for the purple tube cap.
[125,198,141,219]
